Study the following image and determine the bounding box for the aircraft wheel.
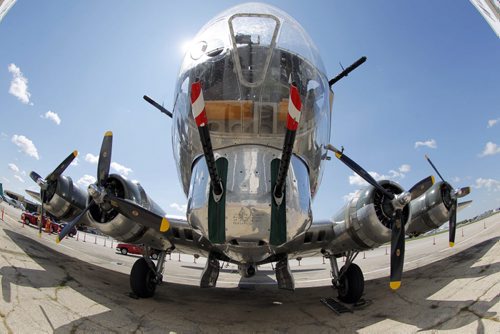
[120,248,128,255]
[151,253,158,260]
[130,258,157,298]
[337,263,364,304]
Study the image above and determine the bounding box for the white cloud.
[84,155,132,176]
[85,153,98,164]
[70,157,79,166]
[452,176,461,183]
[343,191,359,202]
[8,63,32,105]
[14,175,25,183]
[479,142,500,157]
[399,164,411,173]
[487,118,499,128]
[41,111,61,125]
[349,163,411,187]
[111,162,132,176]
[2,177,10,183]
[170,203,187,213]
[349,171,386,186]
[11,134,39,159]
[415,139,437,149]
[77,175,96,188]
[475,178,500,192]
[8,163,19,173]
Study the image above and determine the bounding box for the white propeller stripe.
[191,90,205,119]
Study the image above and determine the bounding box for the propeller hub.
[451,188,462,200]
[88,184,107,204]
[36,178,48,189]
[392,192,411,210]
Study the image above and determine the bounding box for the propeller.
[56,131,169,243]
[326,144,434,290]
[424,155,471,247]
[29,151,78,237]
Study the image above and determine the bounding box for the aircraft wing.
[458,200,473,212]
[282,219,334,259]
[25,189,42,203]
[162,215,213,257]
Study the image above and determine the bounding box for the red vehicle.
[20,211,59,233]
[116,243,160,260]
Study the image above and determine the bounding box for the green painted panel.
[208,158,228,243]
[270,159,286,245]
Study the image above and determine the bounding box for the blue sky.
[0,1,498,221]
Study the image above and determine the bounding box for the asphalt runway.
[0,202,498,333]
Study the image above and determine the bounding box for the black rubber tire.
[120,248,128,255]
[151,253,158,260]
[337,263,364,304]
[25,218,30,225]
[130,258,157,298]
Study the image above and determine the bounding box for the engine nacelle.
[327,180,409,254]
[86,174,170,250]
[406,181,452,236]
[44,175,87,221]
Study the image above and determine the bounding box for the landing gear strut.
[326,250,364,303]
[130,247,169,298]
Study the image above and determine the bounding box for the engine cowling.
[85,174,170,250]
[44,175,87,221]
[327,180,410,254]
[406,181,452,236]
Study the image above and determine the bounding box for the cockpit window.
[228,14,280,87]
[173,2,331,171]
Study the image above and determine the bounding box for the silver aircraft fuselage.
[171,3,332,263]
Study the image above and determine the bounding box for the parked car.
[116,243,160,259]
[58,223,78,237]
[20,211,59,233]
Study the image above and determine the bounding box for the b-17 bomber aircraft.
[29,3,471,304]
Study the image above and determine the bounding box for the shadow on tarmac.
[1,229,498,332]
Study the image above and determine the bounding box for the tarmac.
[0,201,498,333]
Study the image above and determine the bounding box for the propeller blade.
[424,155,446,182]
[457,186,471,198]
[448,199,457,247]
[390,210,405,290]
[46,150,78,182]
[30,171,44,184]
[106,195,170,232]
[409,175,435,200]
[97,131,113,186]
[57,201,93,243]
[326,144,395,199]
